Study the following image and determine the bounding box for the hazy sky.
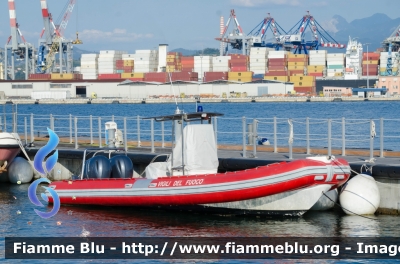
[2,0,399,53]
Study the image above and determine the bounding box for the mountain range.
[324,13,400,51]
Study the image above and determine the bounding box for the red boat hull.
[48,158,351,212]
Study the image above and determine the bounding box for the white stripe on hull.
[202,184,332,212]
[54,165,349,198]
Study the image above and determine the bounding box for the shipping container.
[50,74,82,80]
[29,74,51,80]
[289,76,315,82]
[264,76,289,82]
[264,71,288,76]
[228,71,253,78]
[121,73,146,79]
[294,86,315,93]
[98,74,121,79]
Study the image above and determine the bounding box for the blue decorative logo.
[28,128,60,219]
[28,178,60,219]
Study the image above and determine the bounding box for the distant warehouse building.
[0,79,294,99]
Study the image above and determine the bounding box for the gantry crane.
[4,0,35,80]
[36,0,80,74]
[247,13,288,50]
[383,24,400,76]
[215,9,250,55]
[284,11,346,54]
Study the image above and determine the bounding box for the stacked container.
[362,52,379,76]
[121,54,134,73]
[289,75,316,94]
[50,73,82,80]
[181,56,194,72]
[144,72,169,83]
[194,56,213,81]
[264,71,289,82]
[115,60,125,74]
[249,47,271,74]
[308,50,326,77]
[379,52,399,76]
[228,71,253,82]
[80,54,99,80]
[203,72,228,82]
[212,56,230,72]
[170,72,198,81]
[98,50,125,77]
[264,51,288,82]
[29,74,52,80]
[166,52,182,72]
[267,51,287,71]
[132,50,158,73]
[326,53,345,78]
[229,54,248,72]
[120,72,145,81]
[287,53,307,76]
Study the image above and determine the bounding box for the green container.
[327,65,344,70]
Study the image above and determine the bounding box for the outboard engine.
[84,156,111,179]
[110,155,134,178]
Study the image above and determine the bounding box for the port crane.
[4,0,35,80]
[247,13,289,50]
[215,9,250,55]
[284,11,346,54]
[36,0,81,74]
[383,24,400,76]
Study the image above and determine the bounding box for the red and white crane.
[215,9,249,55]
[5,0,34,80]
[37,0,79,74]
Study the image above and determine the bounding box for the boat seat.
[145,162,170,179]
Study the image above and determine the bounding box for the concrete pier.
[1,96,400,105]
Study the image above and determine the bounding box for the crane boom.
[57,0,76,38]
[40,0,54,44]
[215,9,249,55]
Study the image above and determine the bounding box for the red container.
[144,72,168,82]
[230,66,248,72]
[123,66,133,72]
[116,60,124,67]
[73,74,83,80]
[128,78,145,82]
[269,58,286,63]
[268,61,286,67]
[289,70,304,75]
[203,76,228,82]
[29,73,51,80]
[229,62,247,67]
[170,71,198,81]
[268,66,286,71]
[230,55,248,60]
[294,86,315,93]
[362,52,379,60]
[265,71,288,76]
[116,66,125,70]
[308,72,323,77]
[98,74,121,79]
[204,71,228,76]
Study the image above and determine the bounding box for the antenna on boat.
[168,72,182,115]
[168,71,183,144]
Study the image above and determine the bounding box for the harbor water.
[1,101,400,263]
[6,100,400,151]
